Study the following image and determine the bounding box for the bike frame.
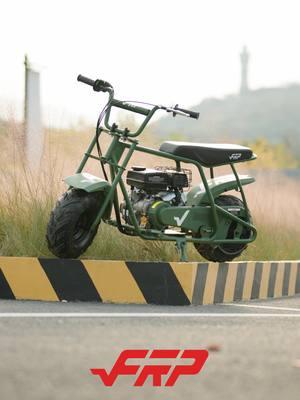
[73,90,257,259]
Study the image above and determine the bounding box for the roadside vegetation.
[0,118,299,261]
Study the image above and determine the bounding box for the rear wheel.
[193,195,252,262]
[46,189,103,258]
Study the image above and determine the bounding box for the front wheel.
[193,195,252,262]
[46,189,103,258]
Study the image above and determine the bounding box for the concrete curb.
[0,257,299,305]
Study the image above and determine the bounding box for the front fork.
[91,140,137,231]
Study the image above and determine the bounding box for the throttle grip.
[175,105,199,119]
[77,74,95,87]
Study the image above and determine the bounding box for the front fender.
[64,172,111,193]
[186,174,255,206]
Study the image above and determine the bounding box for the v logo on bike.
[174,210,190,226]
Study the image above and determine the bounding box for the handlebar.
[77,75,199,119]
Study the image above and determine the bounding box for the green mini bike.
[46,75,257,262]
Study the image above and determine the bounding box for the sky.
[1,0,300,126]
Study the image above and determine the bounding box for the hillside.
[152,84,300,151]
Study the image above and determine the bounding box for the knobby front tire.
[46,189,102,258]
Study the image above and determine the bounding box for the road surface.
[0,296,299,400]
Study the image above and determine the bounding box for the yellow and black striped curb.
[0,257,299,305]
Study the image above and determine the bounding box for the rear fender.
[64,172,111,193]
[186,174,255,206]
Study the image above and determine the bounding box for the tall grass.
[0,120,299,261]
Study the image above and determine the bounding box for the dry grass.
[0,118,299,261]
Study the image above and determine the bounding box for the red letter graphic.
[91,349,148,386]
[134,349,180,387]
[165,349,208,386]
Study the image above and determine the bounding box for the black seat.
[159,141,253,167]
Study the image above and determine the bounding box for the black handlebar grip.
[78,74,113,92]
[175,105,199,119]
[187,110,200,120]
[77,74,95,87]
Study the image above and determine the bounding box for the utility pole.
[24,54,29,136]
[24,55,43,170]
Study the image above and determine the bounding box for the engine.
[120,166,190,229]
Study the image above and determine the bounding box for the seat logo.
[91,349,209,387]
[229,153,242,160]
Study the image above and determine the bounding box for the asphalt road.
[0,296,299,400]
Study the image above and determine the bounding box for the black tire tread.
[194,195,251,262]
[46,189,102,258]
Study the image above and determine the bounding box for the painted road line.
[0,313,300,318]
[220,303,300,312]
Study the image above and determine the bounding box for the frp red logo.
[91,349,208,387]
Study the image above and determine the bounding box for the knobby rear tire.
[193,195,252,263]
[46,189,102,258]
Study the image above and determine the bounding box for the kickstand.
[175,239,188,262]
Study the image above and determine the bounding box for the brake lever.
[172,104,179,117]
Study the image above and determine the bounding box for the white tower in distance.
[240,46,250,95]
